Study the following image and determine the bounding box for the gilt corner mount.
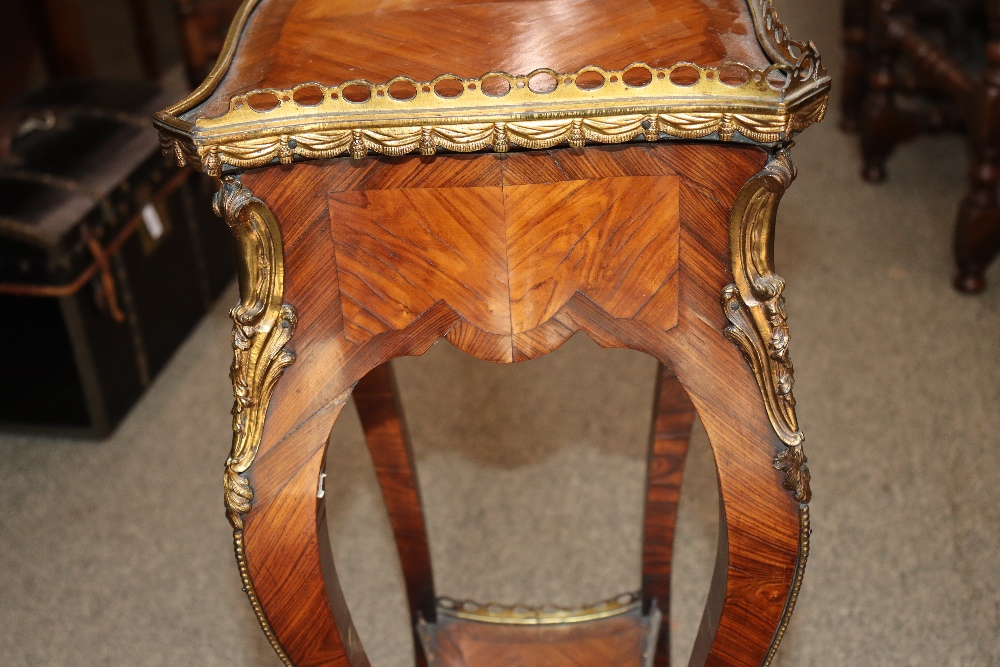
[723,151,811,505]
[215,176,298,666]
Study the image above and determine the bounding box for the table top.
[155,0,830,175]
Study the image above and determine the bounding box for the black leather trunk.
[0,81,234,436]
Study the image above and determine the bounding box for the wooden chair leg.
[173,0,209,84]
[955,19,1000,293]
[29,0,94,79]
[860,0,904,182]
[954,151,1000,293]
[643,364,696,667]
[354,361,435,667]
[842,0,871,132]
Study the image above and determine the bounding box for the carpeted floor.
[2,1,1000,665]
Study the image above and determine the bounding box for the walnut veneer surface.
[187,0,769,118]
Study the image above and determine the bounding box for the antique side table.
[155,2,829,666]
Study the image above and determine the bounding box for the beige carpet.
[3,1,1000,665]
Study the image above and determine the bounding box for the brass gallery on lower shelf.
[435,591,642,626]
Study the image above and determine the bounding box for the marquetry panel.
[330,186,509,344]
[328,174,680,357]
[505,176,678,332]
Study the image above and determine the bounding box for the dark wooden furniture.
[171,0,243,86]
[155,1,829,665]
[0,0,165,102]
[843,0,1000,292]
[0,81,234,435]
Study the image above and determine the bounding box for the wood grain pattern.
[235,142,802,667]
[643,365,697,667]
[353,362,435,666]
[505,177,679,332]
[192,0,769,117]
[330,186,510,344]
[328,171,679,362]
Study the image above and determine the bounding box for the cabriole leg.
[354,362,436,667]
[643,364,697,667]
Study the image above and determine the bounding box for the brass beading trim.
[762,505,811,667]
[215,176,297,667]
[722,150,811,503]
[436,591,641,626]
